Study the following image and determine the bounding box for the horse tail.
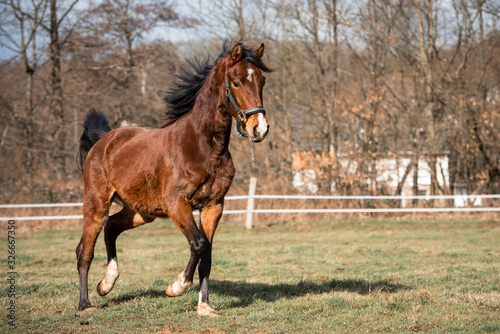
[77,108,112,172]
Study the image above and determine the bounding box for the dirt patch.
[411,325,436,332]
[478,219,500,229]
[158,327,226,334]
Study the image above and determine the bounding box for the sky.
[2,0,498,61]
[0,0,205,61]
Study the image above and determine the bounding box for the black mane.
[162,42,272,127]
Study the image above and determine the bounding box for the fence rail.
[2,195,499,225]
[2,210,250,221]
[252,194,500,200]
[2,194,499,209]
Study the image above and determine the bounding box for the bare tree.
[290,0,340,192]
[74,0,188,125]
[31,0,80,172]
[0,0,48,173]
[343,0,397,194]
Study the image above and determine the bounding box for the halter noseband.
[225,68,266,137]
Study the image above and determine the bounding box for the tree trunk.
[328,0,340,193]
[24,70,34,174]
[416,0,439,204]
[50,0,65,171]
[476,0,500,193]
[412,131,420,206]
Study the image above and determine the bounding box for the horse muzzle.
[246,112,269,142]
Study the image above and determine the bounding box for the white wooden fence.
[1,177,499,228]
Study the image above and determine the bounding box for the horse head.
[225,43,271,143]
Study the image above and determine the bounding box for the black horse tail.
[77,108,112,172]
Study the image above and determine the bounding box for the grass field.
[1,217,499,333]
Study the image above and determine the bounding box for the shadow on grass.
[107,278,410,309]
[211,279,410,308]
[106,288,167,305]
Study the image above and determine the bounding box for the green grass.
[1,218,499,333]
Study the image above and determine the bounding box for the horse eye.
[233,81,241,88]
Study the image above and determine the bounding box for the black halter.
[225,69,266,137]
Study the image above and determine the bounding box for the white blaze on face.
[245,66,268,138]
[256,113,268,136]
[247,68,255,82]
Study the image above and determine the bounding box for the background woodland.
[0,0,499,204]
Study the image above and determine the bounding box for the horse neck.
[185,63,232,156]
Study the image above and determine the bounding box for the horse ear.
[255,43,265,58]
[230,43,243,63]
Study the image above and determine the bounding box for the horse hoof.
[166,279,192,297]
[165,283,184,297]
[97,280,113,296]
[79,305,98,314]
[197,303,219,317]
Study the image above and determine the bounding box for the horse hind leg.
[76,193,113,310]
[97,208,154,296]
[96,209,127,297]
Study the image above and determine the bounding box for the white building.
[293,153,480,207]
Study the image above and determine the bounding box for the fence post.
[246,177,257,229]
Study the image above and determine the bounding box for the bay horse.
[75,42,271,317]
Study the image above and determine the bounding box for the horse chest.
[189,155,235,209]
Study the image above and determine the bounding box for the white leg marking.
[197,302,219,317]
[100,259,119,294]
[197,277,218,316]
[198,277,208,306]
[170,281,185,296]
[247,68,254,82]
[166,273,192,297]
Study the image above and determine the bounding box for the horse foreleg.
[196,202,223,317]
[97,208,154,296]
[166,199,207,298]
[76,195,111,310]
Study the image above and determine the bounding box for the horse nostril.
[253,125,259,137]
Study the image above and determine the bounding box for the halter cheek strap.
[225,68,266,137]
